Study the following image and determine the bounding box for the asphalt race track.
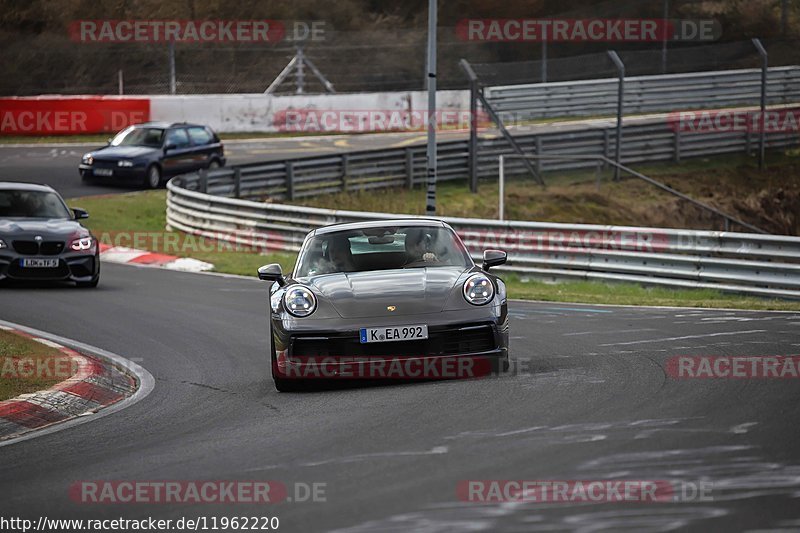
[1,263,800,532]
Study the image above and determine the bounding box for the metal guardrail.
[183,116,798,222]
[484,67,800,119]
[166,176,800,300]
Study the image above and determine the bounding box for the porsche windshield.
[110,127,165,148]
[295,226,472,277]
[0,190,71,219]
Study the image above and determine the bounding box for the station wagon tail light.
[284,285,317,317]
[70,236,93,251]
[463,274,494,306]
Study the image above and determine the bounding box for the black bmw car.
[0,182,99,287]
[259,219,509,392]
[78,122,226,189]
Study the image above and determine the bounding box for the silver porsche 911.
[259,219,509,392]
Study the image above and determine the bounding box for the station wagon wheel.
[144,164,161,189]
[208,159,221,170]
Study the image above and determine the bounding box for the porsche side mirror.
[482,249,507,271]
[72,208,89,220]
[258,263,285,285]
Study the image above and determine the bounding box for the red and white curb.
[99,243,214,272]
[0,325,138,442]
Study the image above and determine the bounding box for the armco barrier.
[166,175,800,299]
[485,67,800,119]
[171,114,798,207]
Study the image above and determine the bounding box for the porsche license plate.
[360,325,428,343]
[21,258,59,268]
[93,168,113,176]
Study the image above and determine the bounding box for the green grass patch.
[505,276,800,311]
[72,191,296,277]
[0,330,71,401]
[292,151,800,235]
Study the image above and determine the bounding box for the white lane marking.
[731,422,758,434]
[32,337,64,349]
[563,328,657,336]
[163,257,214,272]
[599,329,768,347]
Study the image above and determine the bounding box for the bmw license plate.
[360,325,428,344]
[93,168,113,176]
[21,258,59,268]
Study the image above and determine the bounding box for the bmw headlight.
[82,154,94,165]
[0,239,6,249]
[117,160,134,167]
[283,285,317,317]
[463,273,494,306]
[70,236,93,251]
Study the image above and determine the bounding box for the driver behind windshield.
[404,228,438,264]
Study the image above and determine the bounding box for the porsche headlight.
[463,273,494,306]
[70,236,93,251]
[0,239,6,249]
[82,154,94,165]
[283,285,317,317]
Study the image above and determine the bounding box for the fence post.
[168,40,176,95]
[541,39,548,83]
[198,169,208,193]
[459,59,480,193]
[607,51,625,181]
[673,129,682,163]
[405,148,414,189]
[752,38,768,171]
[603,129,610,169]
[286,162,295,201]
[341,154,349,192]
[233,168,241,198]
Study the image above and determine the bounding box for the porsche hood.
[307,267,468,319]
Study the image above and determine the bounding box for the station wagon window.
[110,126,164,148]
[188,127,213,146]
[165,128,191,149]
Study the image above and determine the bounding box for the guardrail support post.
[198,169,207,193]
[535,137,543,176]
[286,162,295,201]
[233,168,241,198]
[595,161,602,191]
[607,51,625,181]
[752,38,768,171]
[674,129,682,163]
[603,129,610,170]
[341,155,349,192]
[405,149,414,189]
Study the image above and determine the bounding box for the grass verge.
[70,189,800,311]
[0,330,72,401]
